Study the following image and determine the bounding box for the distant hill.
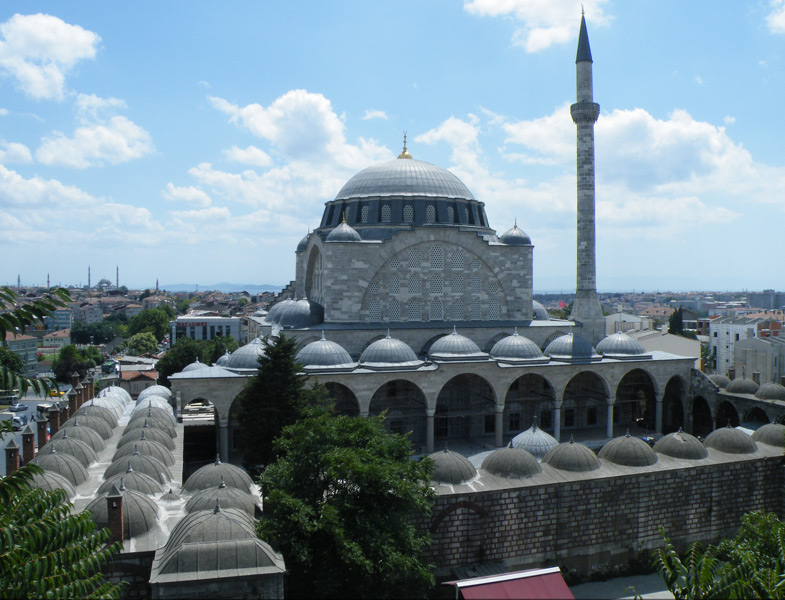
[161,283,283,294]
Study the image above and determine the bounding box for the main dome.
[335,158,475,201]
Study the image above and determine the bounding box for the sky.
[1,1,784,293]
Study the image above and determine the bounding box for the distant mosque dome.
[276,298,325,329]
[751,423,785,447]
[296,232,310,253]
[182,455,254,493]
[216,350,231,366]
[138,386,171,402]
[265,298,295,324]
[490,329,547,364]
[427,329,487,361]
[532,300,550,321]
[596,332,650,360]
[499,222,531,246]
[359,333,423,370]
[296,333,354,370]
[545,333,600,363]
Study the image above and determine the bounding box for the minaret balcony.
[570,102,600,124]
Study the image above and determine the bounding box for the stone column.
[175,391,182,421]
[655,392,663,434]
[106,485,124,545]
[426,409,435,454]
[606,397,615,439]
[21,425,35,465]
[218,417,229,463]
[495,405,504,448]
[553,401,563,442]
[5,439,19,475]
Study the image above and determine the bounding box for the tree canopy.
[52,345,102,383]
[70,320,114,345]
[259,412,435,599]
[126,331,158,356]
[127,307,171,342]
[155,335,239,387]
[669,306,684,335]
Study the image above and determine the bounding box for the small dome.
[653,428,708,460]
[598,432,658,466]
[751,423,785,447]
[138,385,172,402]
[51,422,105,453]
[225,337,267,369]
[326,220,362,243]
[511,422,558,460]
[532,300,550,321]
[359,333,423,370]
[490,329,546,364]
[72,402,118,427]
[38,433,98,468]
[481,445,542,478]
[132,396,173,413]
[98,469,164,496]
[112,440,176,467]
[88,396,124,418]
[60,415,113,440]
[118,426,176,451]
[596,332,650,359]
[296,232,310,252]
[185,480,260,517]
[544,333,600,363]
[160,488,181,503]
[296,333,354,369]
[31,471,76,499]
[704,426,757,454]
[182,455,254,493]
[86,487,158,538]
[164,506,256,549]
[428,329,486,361]
[429,449,477,485]
[726,377,759,395]
[215,350,231,366]
[708,374,730,389]
[500,222,531,246]
[30,447,89,486]
[98,386,132,404]
[276,298,325,329]
[182,358,208,373]
[542,438,600,472]
[104,452,173,484]
[756,382,785,401]
[126,416,177,438]
[128,406,177,427]
[266,299,295,324]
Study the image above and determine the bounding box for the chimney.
[5,439,20,475]
[70,371,80,390]
[728,367,736,381]
[48,406,61,437]
[753,372,761,385]
[68,389,78,418]
[74,381,84,409]
[21,425,34,465]
[106,484,124,546]
[37,418,49,448]
[86,375,95,400]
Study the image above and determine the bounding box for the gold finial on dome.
[398,131,412,159]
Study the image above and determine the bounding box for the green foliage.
[554,301,573,320]
[0,465,125,599]
[175,296,192,315]
[126,331,159,356]
[70,320,114,345]
[0,346,23,374]
[127,307,170,342]
[235,334,312,471]
[155,335,239,387]
[0,287,70,397]
[208,334,238,364]
[669,306,684,335]
[52,345,101,383]
[259,413,435,599]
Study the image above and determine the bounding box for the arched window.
[389,299,402,322]
[426,204,436,223]
[408,276,422,295]
[388,273,400,295]
[429,273,443,294]
[361,204,369,223]
[429,300,444,321]
[471,273,482,294]
[408,248,421,268]
[470,299,482,320]
[451,250,465,270]
[429,246,444,269]
[381,204,391,223]
[488,298,500,320]
[368,299,382,321]
[403,204,413,223]
[447,206,455,223]
[407,299,423,321]
[451,298,464,321]
[488,281,499,295]
[451,272,464,290]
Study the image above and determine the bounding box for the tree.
[126,331,158,356]
[52,345,101,383]
[0,465,125,598]
[0,346,23,375]
[127,307,169,341]
[70,320,114,345]
[155,337,210,387]
[669,306,684,335]
[235,334,311,471]
[208,334,239,364]
[259,413,436,599]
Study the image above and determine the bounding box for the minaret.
[88,266,91,290]
[116,266,119,290]
[569,14,605,345]
[47,273,50,289]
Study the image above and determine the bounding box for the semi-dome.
[653,428,707,460]
[185,480,260,517]
[751,423,785,447]
[112,440,176,467]
[296,333,354,370]
[72,402,118,427]
[499,222,531,246]
[138,385,172,402]
[276,298,325,329]
[481,445,542,478]
[104,452,173,484]
[756,382,785,401]
[545,333,601,363]
[326,219,362,243]
[50,422,105,452]
[596,332,650,360]
[429,449,477,485]
[598,432,658,467]
[265,299,295,324]
[86,486,159,539]
[225,337,267,369]
[708,374,730,389]
[118,426,176,451]
[490,329,547,364]
[532,300,550,321]
[296,232,310,253]
[359,333,423,370]
[38,432,98,467]
[427,329,487,362]
[30,447,89,486]
[511,422,558,460]
[182,358,208,373]
[726,377,759,395]
[704,426,757,454]
[182,455,254,493]
[542,438,600,472]
[31,471,76,499]
[98,468,164,496]
[60,416,112,440]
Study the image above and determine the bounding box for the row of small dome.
[431,423,785,485]
[709,374,785,401]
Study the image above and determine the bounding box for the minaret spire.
[569,15,604,345]
[397,132,412,159]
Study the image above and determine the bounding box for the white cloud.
[222,145,272,167]
[464,0,611,52]
[695,75,703,84]
[75,93,127,122]
[767,0,785,33]
[162,183,212,208]
[0,141,31,163]
[0,108,8,116]
[724,116,736,125]
[36,115,154,168]
[362,109,388,120]
[0,13,100,101]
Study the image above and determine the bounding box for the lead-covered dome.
[182,358,208,373]
[359,333,423,370]
[532,300,550,321]
[598,432,658,466]
[500,223,531,246]
[429,449,477,485]
[182,455,254,493]
[276,298,325,329]
[704,426,757,454]
[86,486,159,539]
[545,333,601,363]
[326,220,362,242]
[726,378,759,395]
[428,329,486,362]
[653,428,707,460]
[138,385,171,402]
[296,333,354,370]
[490,329,547,365]
[596,332,650,360]
[542,438,600,472]
[708,374,730,389]
[225,337,267,369]
[511,422,559,460]
[756,382,785,401]
[751,423,785,447]
[481,444,542,478]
